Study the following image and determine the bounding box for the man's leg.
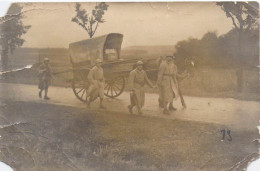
[99,84,106,109]
[86,85,94,105]
[39,80,43,98]
[178,89,186,108]
[99,98,106,109]
[44,87,50,100]
[168,89,176,111]
[39,89,42,98]
[128,91,136,114]
[128,104,134,114]
[163,101,170,115]
[158,86,164,108]
[162,86,170,114]
[136,104,142,115]
[135,90,142,115]
[86,96,94,107]
[42,80,50,100]
[168,102,177,111]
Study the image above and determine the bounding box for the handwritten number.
[227,130,232,141]
[221,129,232,141]
[221,129,225,140]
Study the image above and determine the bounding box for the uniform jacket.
[87,65,105,99]
[157,61,179,102]
[128,68,153,108]
[129,68,153,90]
[88,66,105,84]
[39,63,52,81]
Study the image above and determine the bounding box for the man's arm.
[144,71,154,88]
[48,65,53,78]
[38,64,46,74]
[177,73,189,79]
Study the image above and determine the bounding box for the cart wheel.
[72,71,89,102]
[104,76,125,98]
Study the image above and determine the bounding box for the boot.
[86,101,91,108]
[44,89,49,100]
[99,98,106,109]
[136,105,142,115]
[128,105,133,114]
[99,105,106,109]
[138,110,143,115]
[169,103,177,111]
[163,109,170,115]
[163,102,170,115]
[86,97,92,108]
[44,96,50,100]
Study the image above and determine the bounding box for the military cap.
[96,59,103,64]
[136,61,144,65]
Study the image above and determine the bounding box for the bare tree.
[0,3,31,71]
[216,2,259,92]
[72,2,109,38]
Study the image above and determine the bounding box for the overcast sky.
[18,2,233,48]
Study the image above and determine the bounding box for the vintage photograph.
[0,1,259,170]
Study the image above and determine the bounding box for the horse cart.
[69,33,140,102]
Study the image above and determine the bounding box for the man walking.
[86,58,106,109]
[38,58,52,100]
[157,56,166,108]
[128,61,155,115]
[157,56,179,114]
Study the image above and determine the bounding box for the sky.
[15,2,233,48]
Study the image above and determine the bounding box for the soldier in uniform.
[157,56,166,108]
[158,56,191,110]
[157,56,179,114]
[38,58,52,100]
[86,58,106,109]
[128,61,155,115]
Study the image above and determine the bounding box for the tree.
[174,28,259,68]
[216,2,259,92]
[72,2,109,38]
[0,3,31,71]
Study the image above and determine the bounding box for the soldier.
[128,61,155,115]
[157,56,179,114]
[157,56,166,108]
[86,58,106,109]
[38,58,52,100]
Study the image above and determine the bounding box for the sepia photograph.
[0,1,259,170]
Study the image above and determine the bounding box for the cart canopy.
[69,33,123,66]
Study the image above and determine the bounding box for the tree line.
[174,28,259,68]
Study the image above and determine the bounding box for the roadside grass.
[0,100,258,170]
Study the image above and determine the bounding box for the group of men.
[38,55,183,115]
[128,55,181,115]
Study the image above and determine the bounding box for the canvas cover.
[69,33,123,66]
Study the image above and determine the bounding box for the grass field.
[0,100,258,170]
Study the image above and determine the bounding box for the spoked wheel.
[104,76,125,98]
[72,70,89,102]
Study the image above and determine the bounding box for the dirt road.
[0,83,259,170]
[0,83,259,131]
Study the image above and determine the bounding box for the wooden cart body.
[69,33,139,102]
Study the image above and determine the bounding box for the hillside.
[121,45,175,59]
[6,45,175,70]
[7,48,39,70]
